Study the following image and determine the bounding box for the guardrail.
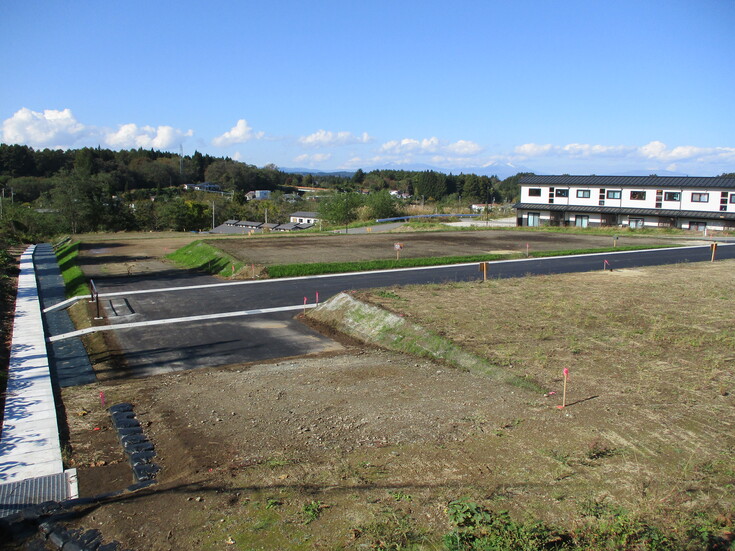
[89,279,103,320]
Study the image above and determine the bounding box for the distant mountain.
[612,169,690,177]
[280,167,356,178]
[281,162,534,180]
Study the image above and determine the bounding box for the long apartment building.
[514,175,735,231]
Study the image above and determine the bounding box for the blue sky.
[1,0,733,176]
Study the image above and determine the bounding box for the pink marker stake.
[315,291,319,305]
[526,243,530,257]
[303,296,307,314]
[99,391,106,407]
[557,368,569,409]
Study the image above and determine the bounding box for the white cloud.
[1,107,87,148]
[514,143,554,157]
[212,119,264,147]
[637,141,735,162]
[445,139,483,155]
[514,140,735,166]
[105,123,193,149]
[1,107,195,150]
[298,129,371,147]
[379,137,440,154]
[294,152,332,164]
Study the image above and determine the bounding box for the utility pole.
[211,201,215,230]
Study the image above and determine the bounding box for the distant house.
[185,182,221,192]
[289,211,320,224]
[275,222,314,232]
[245,190,272,201]
[514,175,735,231]
[234,221,263,229]
[471,203,493,212]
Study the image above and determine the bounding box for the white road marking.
[47,303,318,343]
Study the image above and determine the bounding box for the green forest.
[0,143,525,241]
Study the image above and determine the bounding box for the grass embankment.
[56,241,89,297]
[308,292,544,393]
[166,240,244,277]
[268,244,676,278]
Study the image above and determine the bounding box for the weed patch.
[55,242,89,296]
[166,240,244,277]
[267,244,672,278]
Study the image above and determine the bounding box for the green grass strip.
[166,240,244,277]
[55,242,89,297]
[268,244,679,278]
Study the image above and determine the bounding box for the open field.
[210,230,688,266]
[56,250,735,549]
[72,229,696,281]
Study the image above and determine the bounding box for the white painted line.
[48,303,319,342]
[43,295,91,313]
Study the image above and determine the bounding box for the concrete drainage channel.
[0,404,159,550]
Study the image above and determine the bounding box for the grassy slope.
[56,242,90,297]
[166,240,243,277]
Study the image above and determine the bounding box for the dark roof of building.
[519,175,735,189]
[514,203,735,221]
[275,222,300,231]
[234,220,262,227]
[290,211,319,218]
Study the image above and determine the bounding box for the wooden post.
[557,368,569,409]
[710,242,717,262]
[482,262,487,282]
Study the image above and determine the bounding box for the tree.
[352,168,365,185]
[366,190,400,220]
[318,192,364,232]
[415,170,447,201]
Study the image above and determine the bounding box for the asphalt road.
[94,243,734,378]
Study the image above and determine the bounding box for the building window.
[576,190,591,198]
[555,189,569,198]
[527,212,540,227]
[730,193,735,204]
[689,221,706,231]
[664,192,681,201]
[528,188,542,197]
[607,190,621,199]
[575,215,589,228]
[630,191,646,200]
[691,192,709,203]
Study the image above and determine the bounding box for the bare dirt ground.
[209,230,687,265]
[50,233,734,550]
[73,228,694,278]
